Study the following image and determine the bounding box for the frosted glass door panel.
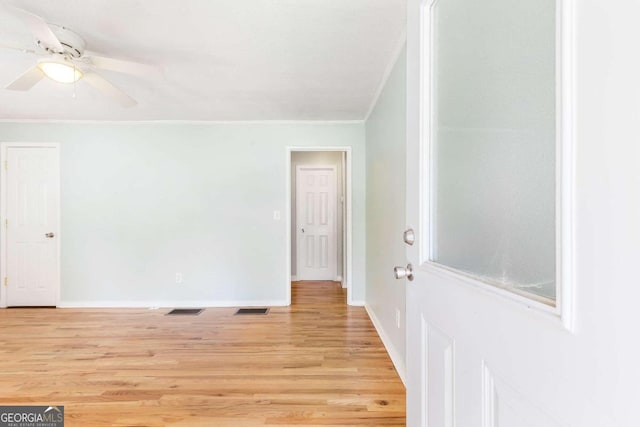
[431,0,556,302]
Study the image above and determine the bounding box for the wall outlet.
[175,273,183,284]
[396,309,401,328]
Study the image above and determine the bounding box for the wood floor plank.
[0,281,405,426]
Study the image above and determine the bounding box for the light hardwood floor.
[0,281,405,426]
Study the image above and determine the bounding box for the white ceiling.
[0,0,406,121]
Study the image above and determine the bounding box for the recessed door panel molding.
[482,364,565,427]
[319,192,329,225]
[421,316,455,427]
[319,236,328,268]
[2,143,60,308]
[296,166,337,280]
[305,192,315,225]
[305,236,315,268]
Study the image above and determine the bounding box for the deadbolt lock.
[403,228,415,246]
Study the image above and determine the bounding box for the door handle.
[394,264,413,281]
[45,232,55,238]
[403,228,415,246]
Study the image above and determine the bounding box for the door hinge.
[3,160,6,170]
[4,277,7,287]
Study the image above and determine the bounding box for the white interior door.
[404,0,640,425]
[3,145,60,307]
[296,166,337,281]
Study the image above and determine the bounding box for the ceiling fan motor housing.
[40,24,86,58]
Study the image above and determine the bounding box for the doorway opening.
[286,147,352,305]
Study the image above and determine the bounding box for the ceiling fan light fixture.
[37,60,83,84]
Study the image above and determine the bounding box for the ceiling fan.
[0,4,159,107]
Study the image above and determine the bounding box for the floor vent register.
[166,308,204,316]
[235,308,269,315]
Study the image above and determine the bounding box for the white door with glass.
[402,0,640,425]
[3,145,60,307]
[296,166,337,280]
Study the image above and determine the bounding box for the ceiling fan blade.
[0,44,36,55]
[3,5,63,52]
[6,66,44,91]
[84,54,160,78]
[82,71,137,107]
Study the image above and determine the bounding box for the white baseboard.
[349,300,365,306]
[365,303,406,386]
[57,299,288,308]
[335,275,343,282]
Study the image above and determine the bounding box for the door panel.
[421,318,455,427]
[405,0,640,424]
[406,0,565,423]
[5,146,59,307]
[296,166,337,280]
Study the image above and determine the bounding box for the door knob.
[394,264,414,281]
[45,232,55,238]
[403,228,415,245]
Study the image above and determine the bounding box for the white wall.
[365,46,407,381]
[291,151,344,279]
[0,122,366,306]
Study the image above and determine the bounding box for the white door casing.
[296,165,337,281]
[1,144,60,307]
[286,147,353,306]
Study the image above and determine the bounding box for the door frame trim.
[295,164,338,281]
[286,147,353,305]
[0,142,61,308]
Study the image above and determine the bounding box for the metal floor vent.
[235,308,269,315]
[166,308,204,316]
